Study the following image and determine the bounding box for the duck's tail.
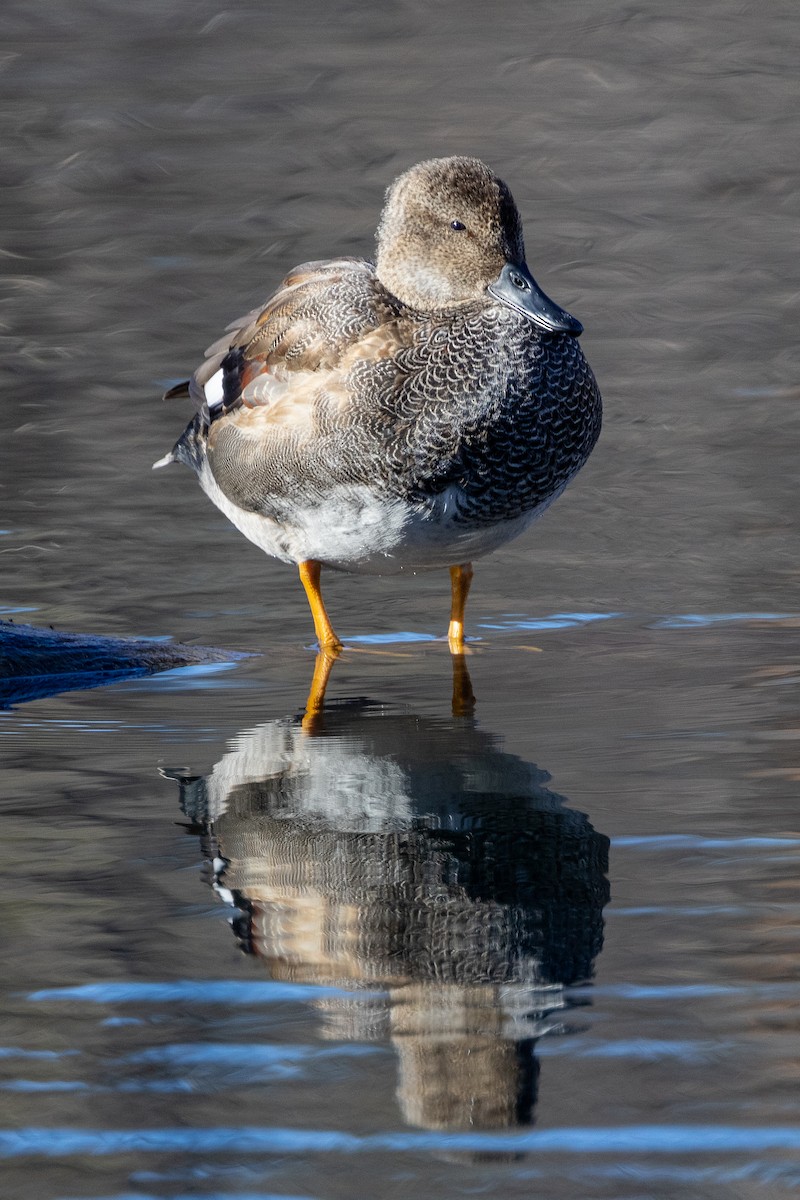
[153,412,207,473]
[162,380,192,402]
[153,379,193,469]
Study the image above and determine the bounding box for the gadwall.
[157,157,601,653]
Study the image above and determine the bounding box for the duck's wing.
[161,257,412,507]
[168,258,399,423]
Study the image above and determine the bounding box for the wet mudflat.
[1,1,799,1198]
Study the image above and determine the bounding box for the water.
[2,1,799,1197]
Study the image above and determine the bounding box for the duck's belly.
[198,465,552,575]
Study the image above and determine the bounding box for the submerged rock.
[0,620,246,707]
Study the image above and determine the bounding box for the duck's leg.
[298,559,343,653]
[448,562,474,651]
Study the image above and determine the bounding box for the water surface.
[2,1,799,1197]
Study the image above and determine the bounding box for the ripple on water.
[2,1123,800,1157]
[27,980,382,1004]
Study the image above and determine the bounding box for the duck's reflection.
[168,695,609,1132]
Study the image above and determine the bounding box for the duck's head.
[375,156,582,335]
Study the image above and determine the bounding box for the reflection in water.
[302,648,476,725]
[165,699,609,1133]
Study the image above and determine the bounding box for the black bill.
[488,262,583,336]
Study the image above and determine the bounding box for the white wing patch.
[203,367,225,411]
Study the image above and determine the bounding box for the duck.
[156,156,601,655]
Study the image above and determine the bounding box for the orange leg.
[448,562,474,651]
[298,559,343,653]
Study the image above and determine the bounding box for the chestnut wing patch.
[191,259,395,421]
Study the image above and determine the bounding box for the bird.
[156,156,601,657]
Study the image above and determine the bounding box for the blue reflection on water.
[2,1124,800,1156]
[0,1048,76,1059]
[64,1194,319,1200]
[115,662,247,692]
[653,612,798,628]
[2,1081,90,1092]
[478,612,623,631]
[28,981,381,1004]
[2,1043,383,1095]
[125,1043,379,1065]
[568,1162,800,1187]
[588,982,800,1000]
[343,631,438,644]
[536,1038,727,1062]
[609,905,751,916]
[614,834,800,849]
[65,1176,800,1199]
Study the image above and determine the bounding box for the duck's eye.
[450,220,466,231]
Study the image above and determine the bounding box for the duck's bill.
[488,262,583,336]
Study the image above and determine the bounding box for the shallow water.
[2,1,800,1197]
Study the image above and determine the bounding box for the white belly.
[198,463,549,575]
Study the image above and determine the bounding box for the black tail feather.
[163,380,192,401]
